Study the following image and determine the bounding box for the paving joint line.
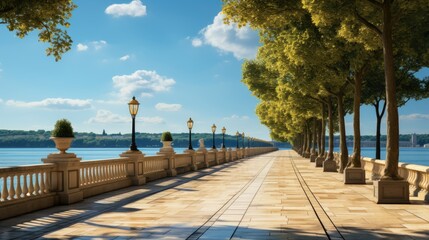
[2,158,252,240]
[289,152,345,240]
[186,155,275,240]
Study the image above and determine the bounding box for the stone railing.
[332,152,429,202]
[0,146,277,220]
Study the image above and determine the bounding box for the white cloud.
[88,110,164,124]
[140,93,153,98]
[191,38,203,47]
[400,113,429,120]
[138,116,164,124]
[105,0,147,17]
[77,43,89,52]
[155,103,182,112]
[76,41,107,52]
[0,98,3,103]
[112,69,176,100]
[88,110,129,123]
[92,40,107,50]
[6,98,92,110]
[223,114,250,120]
[196,12,259,59]
[120,54,130,61]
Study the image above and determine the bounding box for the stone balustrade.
[331,152,429,202]
[0,147,277,220]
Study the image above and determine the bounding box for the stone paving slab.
[0,150,428,239]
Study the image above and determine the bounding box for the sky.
[0,0,428,141]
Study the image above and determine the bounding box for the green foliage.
[51,119,74,138]
[0,130,277,148]
[0,0,77,61]
[161,131,173,141]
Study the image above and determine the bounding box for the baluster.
[115,164,118,179]
[100,165,106,181]
[79,168,84,186]
[96,166,100,182]
[94,166,100,182]
[45,171,50,193]
[93,166,97,182]
[16,174,22,198]
[34,172,40,195]
[9,175,16,200]
[89,166,93,184]
[108,165,111,180]
[22,174,28,197]
[29,173,34,196]
[2,176,9,201]
[40,172,45,194]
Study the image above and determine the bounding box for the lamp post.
[221,127,226,149]
[211,124,217,149]
[128,96,140,151]
[236,131,240,149]
[187,118,194,150]
[242,132,245,149]
[247,136,250,148]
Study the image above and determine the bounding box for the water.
[334,147,429,166]
[0,147,428,168]
[0,148,186,168]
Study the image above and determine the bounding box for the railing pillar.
[226,148,232,162]
[42,153,83,205]
[210,149,219,165]
[184,149,197,171]
[157,146,176,177]
[120,150,146,186]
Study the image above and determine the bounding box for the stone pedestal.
[310,154,317,163]
[323,159,337,172]
[374,180,410,204]
[344,167,365,184]
[157,147,176,177]
[210,148,219,165]
[184,149,197,171]
[42,153,83,205]
[315,157,324,167]
[120,150,146,185]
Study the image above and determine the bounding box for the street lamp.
[236,131,240,149]
[221,127,226,149]
[211,124,217,149]
[187,118,194,150]
[247,136,250,148]
[242,132,245,148]
[128,96,140,151]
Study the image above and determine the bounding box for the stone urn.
[51,137,74,154]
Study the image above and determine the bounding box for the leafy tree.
[302,0,429,179]
[0,0,77,61]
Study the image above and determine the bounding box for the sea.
[0,147,428,168]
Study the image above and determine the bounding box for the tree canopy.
[0,0,77,61]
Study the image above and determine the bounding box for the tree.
[302,0,429,179]
[0,0,77,61]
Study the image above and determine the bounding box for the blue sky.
[0,0,428,140]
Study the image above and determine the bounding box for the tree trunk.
[317,120,322,156]
[326,97,334,161]
[311,118,317,155]
[301,126,307,157]
[374,99,386,160]
[306,123,311,155]
[349,69,364,168]
[320,103,326,157]
[382,0,401,180]
[337,94,348,173]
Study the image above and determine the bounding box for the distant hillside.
[0,130,276,148]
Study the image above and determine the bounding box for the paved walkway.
[1,150,428,239]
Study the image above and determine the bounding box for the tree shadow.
[0,158,249,239]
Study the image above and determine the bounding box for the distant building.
[411,133,418,147]
[424,144,429,148]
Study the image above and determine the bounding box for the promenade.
[1,150,428,240]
